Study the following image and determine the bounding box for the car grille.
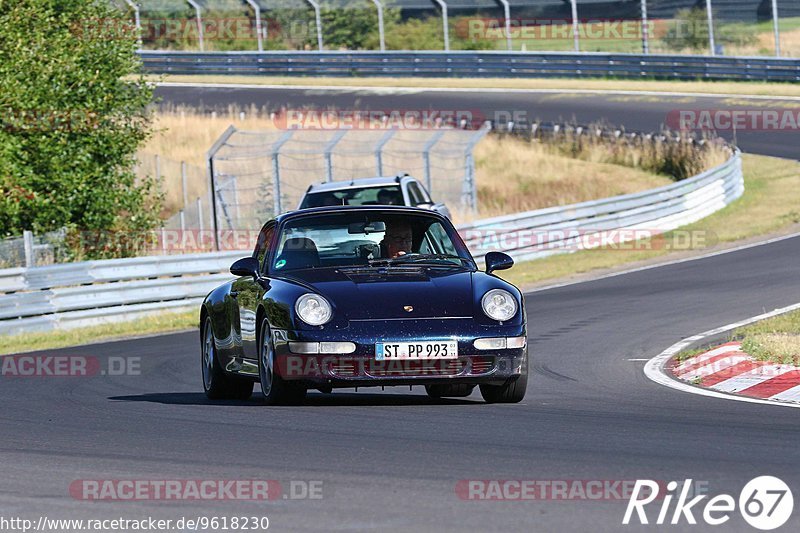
[328,357,495,378]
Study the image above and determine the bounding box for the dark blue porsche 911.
[200,206,528,404]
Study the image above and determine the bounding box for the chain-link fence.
[207,125,490,240]
[112,0,799,56]
[0,229,70,269]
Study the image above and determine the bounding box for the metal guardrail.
[139,51,800,82]
[0,151,743,337]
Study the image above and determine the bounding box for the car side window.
[253,224,275,272]
[407,182,427,206]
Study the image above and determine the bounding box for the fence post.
[375,129,396,176]
[245,0,264,52]
[181,161,188,208]
[423,130,445,194]
[640,0,649,54]
[462,123,492,212]
[324,130,348,183]
[372,1,386,51]
[197,197,204,234]
[23,230,34,268]
[570,0,579,52]
[306,0,324,51]
[123,0,142,48]
[498,0,512,51]
[771,0,781,57]
[187,0,205,52]
[705,0,716,56]
[270,131,294,216]
[433,0,449,51]
[179,210,186,251]
[206,125,238,251]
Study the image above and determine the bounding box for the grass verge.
[734,311,800,366]
[151,75,800,99]
[0,310,197,356]
[498,154,800,288]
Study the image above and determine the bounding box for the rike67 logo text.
[623,477,793,530]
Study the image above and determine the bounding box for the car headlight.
[481,289,517,322]
[295,293,332,326]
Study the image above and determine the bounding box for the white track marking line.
[644,302,800,409]
[710,365,796,393]
[677,355,750,381]
[673,343,741,373]
[770,385,800,403]
[155,82,800,102]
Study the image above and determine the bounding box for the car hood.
[279,266,474,320]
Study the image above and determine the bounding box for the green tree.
[0,0,159,256]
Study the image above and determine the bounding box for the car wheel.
[202,317,253,401]
[258,318,307,405]
[479,371,527,404]
[425,384,475,398]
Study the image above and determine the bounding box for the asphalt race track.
[2,85,799,532]
[3,236,800,531]
[154,84,800,160]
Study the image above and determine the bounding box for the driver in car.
[380,221,413,258]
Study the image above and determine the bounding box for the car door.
[231,222,275,363]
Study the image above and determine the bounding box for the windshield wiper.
[386,254,473,267]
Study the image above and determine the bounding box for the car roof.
[275,205,444,224]
[305,176,411,193]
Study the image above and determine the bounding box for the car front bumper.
[271,319,527,388]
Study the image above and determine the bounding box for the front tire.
[479,371,527,404]
[202,316,253,401]
[258,318,306,405]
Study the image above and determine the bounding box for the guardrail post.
[771,0,781,57]
[306,0,324,51]
[705,0,716,56]
[23,230,34,268]
[433,1,449,51]
[186,1,205,52]
[374,129,396,175]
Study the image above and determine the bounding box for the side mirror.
[230,257,260,279]
[485,251,514,275]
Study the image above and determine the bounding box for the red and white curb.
[644,302,800,409]
[670,342,800,404]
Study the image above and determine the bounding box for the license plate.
[375,341,458,360]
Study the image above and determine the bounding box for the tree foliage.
[0,0,158,254]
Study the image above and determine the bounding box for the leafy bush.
[0,0,159,257]
[662,8,758,52]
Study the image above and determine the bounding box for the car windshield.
[271,212,473,272]
[300,185,403,208]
